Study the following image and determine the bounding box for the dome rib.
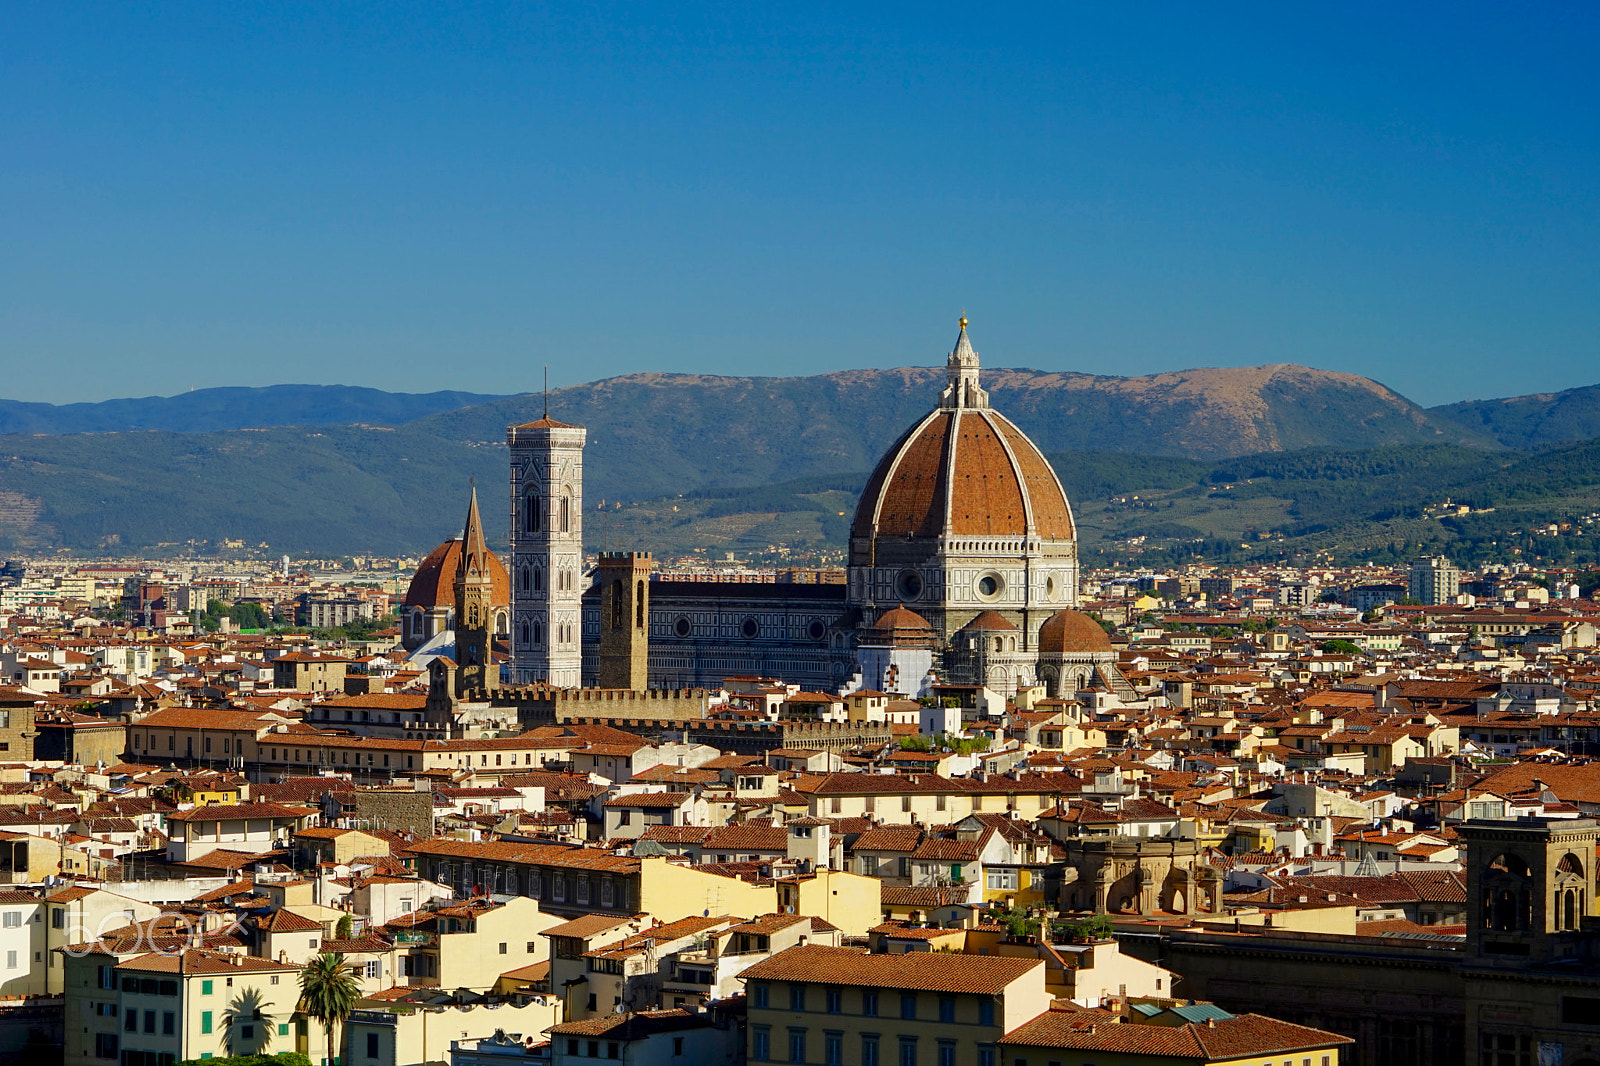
[848,323,1076,557]
[851,411,951,540]
[992,412,1076,541]
[1037,610,1112,654]
[948,411,1027,537]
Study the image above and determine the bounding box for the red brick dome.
[405,538,510,610]
[850,407,1075,545]
[861,607,938,647]
[1037,609,1112,655]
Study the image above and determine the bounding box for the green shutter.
[280,1024,290,1036]
[201,980,213,995]
[201,1011,213,1034]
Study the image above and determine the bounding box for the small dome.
[861,607,937,647]
[1037,609,1112,655]
[956,610,1019,635]
[405,538,511,610]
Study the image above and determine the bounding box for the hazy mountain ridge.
[1429,383,1600,448]
[0,385,514,435]
[0,363,1596,557]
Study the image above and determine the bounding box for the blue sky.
[3,2,1597,406]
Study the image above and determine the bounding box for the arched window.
[524,491,542,533]
[518,622,530,646]
[560,487,572,533]
[532,622,543,646]
[518,567,529,593]
[611,580,625,629]
[636,580,646,629]
[532,567,543,592]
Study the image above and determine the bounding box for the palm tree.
[299,952,361,1066]
[222,987,277,1056]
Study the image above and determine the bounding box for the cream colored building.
[45,887,162,995]
[348,995,559,1066]
[390,896,561,992]
[64,948,307,1066]
[741,944,1051,1066]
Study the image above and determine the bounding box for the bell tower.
[598,552,653,689]
[453,486,494,697]
[508,415,587,687]
[1459,815,1599,963]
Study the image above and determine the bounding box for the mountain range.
[2,366,1600,559]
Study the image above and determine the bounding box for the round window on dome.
[673,616,692,638]
[807,619,827,641]
[976,573,1004,600]
[1045,576,1057,600]
[896,570,924,601]
[741,617,760,639]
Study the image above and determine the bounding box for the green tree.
[231,602,270,629]
[1321,639,1363,655]
[1053,914,1114,942]
[298,953,360,1066]
[335,914,353,940]
[222,988,277,1056]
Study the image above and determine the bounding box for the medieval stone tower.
[1459,815,1599,962]
[508,415,587,687]
[452,486,495,697]
[597,551,653,689]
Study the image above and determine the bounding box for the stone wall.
[563,716,893,755]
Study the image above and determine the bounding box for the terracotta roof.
[317,693,428,711]
[410,838,638,873]
[167,803,314,823]
[602,792,691,809]
[548,1008,709,1039]
[850,392,1074,546]
[1037,610,1113,655]
[116,949,299,975]
[136,707,276,731]
[702,825,788,851]
[958,610,1018,633]
[880,885,974,908]
[512,417,579,431]
[544,914,638,940]
[404,537,509,611]
[741,943,1040,994]
[861,608,938,648]
[262,909,323,933]
[998,1011,1353,1056]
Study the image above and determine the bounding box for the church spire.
[459,484,489,580]
[453,483,494,697]
[939,315,989,410]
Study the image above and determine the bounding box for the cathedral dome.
[1037,609,1112,655]
[956,610,1019,635]
[849,323,1075,557]
[405,537,511,610]
[861,606,938,647]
